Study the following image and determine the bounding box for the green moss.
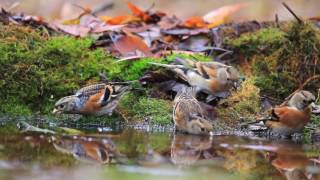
[118,92,172,125]
[225,28,285,57]
[231,22,320,99]
[217,78,260,126]
[0,23,212,119]
[0,25,116,115]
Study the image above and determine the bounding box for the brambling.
[150,58,240,96]
[52,136,117,164]
[249,90,315,136]
[53,83,130,116]
[173,87,213,135]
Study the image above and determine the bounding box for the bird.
[149,57,241,97]
[173,86,213,135]
[248,90,315,136]
[53,83,130,116]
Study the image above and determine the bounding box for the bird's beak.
[52,108,61,114]
[311,102,320,114]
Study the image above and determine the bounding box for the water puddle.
[0,127,319,179]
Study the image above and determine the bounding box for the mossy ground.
[216,78,260,128]
[226,21,320,99]
[0,23,207,126]
[223,21,320,132]
[1,21,320,131]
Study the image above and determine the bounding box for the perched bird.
[249,90,315,136]
[53,83,130,116]
[150,58,240,97]
[173,87,213,135]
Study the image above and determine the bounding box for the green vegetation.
[1,21,319,129]
[118,92,172,125]
[0,24,208,125]
[225,27,285,57]
[226,22,320,99]
[217,78,260,126]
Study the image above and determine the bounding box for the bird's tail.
[148,62,185,69]
[240,116,272,131]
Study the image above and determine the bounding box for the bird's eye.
[59,104,65,109]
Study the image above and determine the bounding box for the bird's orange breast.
[79,91,105,115]
[273,107,310,128]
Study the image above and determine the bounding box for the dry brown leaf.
[62,6,92,25]
[203,3,248,28]
[111,32,153,57]
[105,15,140,25]
[54,23,90,37]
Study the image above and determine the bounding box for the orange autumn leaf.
[203,3,248,28]
[113,32,153,57]
[106,15,140,25]
[127,1,151,21]
[183,16,207,28]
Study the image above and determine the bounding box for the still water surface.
[0,127,320,180]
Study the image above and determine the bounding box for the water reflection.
[52,136,118,164]
[171,134,212,165]
[0,129,320,179]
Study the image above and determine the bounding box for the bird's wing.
[272,107,307,127]
[110,84,130,99]
[75,84,106,97]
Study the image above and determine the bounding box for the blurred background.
[0,0,319,22]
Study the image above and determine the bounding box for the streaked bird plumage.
[173,87,213,135]
[53,83,129,116]
[149,58,240,96]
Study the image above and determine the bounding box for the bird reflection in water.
[267,142,320,180]
[52,136,121,164]
[170,133,213,165]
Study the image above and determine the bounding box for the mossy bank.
[1,21,319,130]
[0,24,202,125]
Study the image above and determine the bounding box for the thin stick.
[275,14,280,28]
[282,2,303,24]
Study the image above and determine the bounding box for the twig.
[282,2,303,24]
[92,1,114,16]
[275,14,279,28]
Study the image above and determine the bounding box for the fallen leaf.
[203,3,248,28]
[127,1,151,22]
[91,24,125,33]
[158,16,181,30]
[110,31,153,57]
[54,23,90,37]
[161,28,209,36]
[178,35,210,52]
[62,6,92,25]
[106,15,140,25]
[183,16,207,28]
